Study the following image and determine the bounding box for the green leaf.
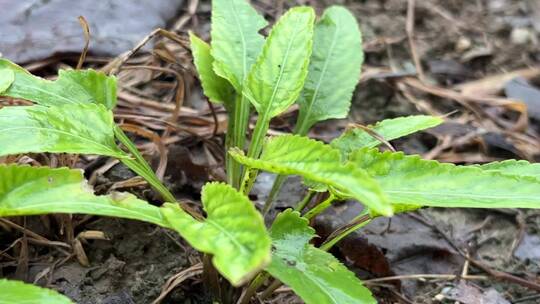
[0,166,270,286]
[0,279,73,304]
[296,6,363,133]
[351,148,540,209]
[0,68,14,93]
[331,115,443,155]
[0,103,127,158]
[230,135,393,216]
[0,165,168,227]
[161,182,271,285]
[210,0,268,90]
[244,7,315,119]
[0,59,117,109]
[266,210,376,304]
[479,160,540,181]
[189,32,235,108]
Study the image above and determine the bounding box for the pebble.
[511,27,532,45]
[455,37,472,52]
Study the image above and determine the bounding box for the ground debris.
[439,281,510,304]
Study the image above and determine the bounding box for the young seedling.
[1,1,540,303]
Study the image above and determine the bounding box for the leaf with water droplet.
[266,210,376,304]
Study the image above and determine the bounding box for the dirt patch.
[47,218,206,304]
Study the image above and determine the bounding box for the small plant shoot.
[1,0,540,303]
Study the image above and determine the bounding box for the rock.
[504,76,540,120]
[455,36,472,52]
[428,59,471,83]
[442,282,511,304]
[510,27,532,45]
[0,0,185,63]
[514,233,540,261]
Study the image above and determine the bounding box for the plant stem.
[203,254,222,303]
[247,114,270,159]
[237,272,270,304]
[114,126,154,174]
[293,113,311,137]
[303,194,335,220]
[259,279,282,300]
[225,109,240,189]
[221,279,235,304]
[261,117,311,216]
[319,211,372,251]
[227,94,252,189]
[240,115,270,194]
[235,95,251,152]
[294,190,315,212]
[120,158,174,202]
[114,126,176,203]
[261,175,287,216]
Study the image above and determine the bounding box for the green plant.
[1,1,540,303]
[0,279,73,304]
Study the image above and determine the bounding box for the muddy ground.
[1,0,540,303]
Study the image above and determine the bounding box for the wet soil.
[51,218,200,304]
[2,215,208,304]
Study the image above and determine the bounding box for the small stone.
[433,294,445,301]
[455,37,472,52]
[514,233,540,261]
[488,0,508,12]
[511,27,532,45]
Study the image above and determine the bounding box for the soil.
[1,0,540,303]
[51,219,204,304]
